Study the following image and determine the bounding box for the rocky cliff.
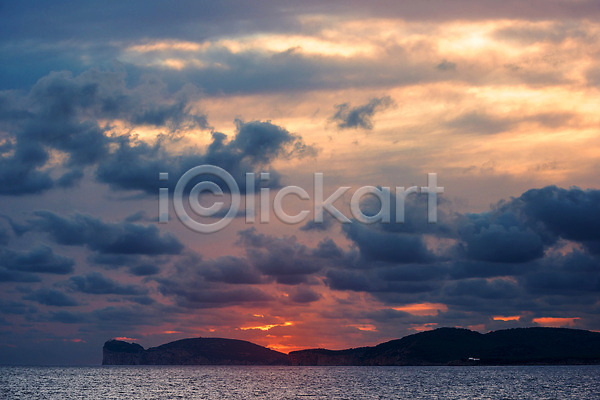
[103,340,144,365]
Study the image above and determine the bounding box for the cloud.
[0,245,74,274]
[25,211,183,255]
[518,186,600,245]
[96,118,315,195]
[436,60,457,71]
[47,310,87,324]
[238,228,332,284]
[445,111,515,135]
[288,287,321,303]
[0,67,318,198]
[457,215,545,263]
[331,96,394,130]
[493,22,588,45]
[445,111,576,136]
[198,256,265,284]
[0,268,40,283]
[320,185,600,320]
[343,222,433,264]
[24,288,79,307]
[157,274,273,308]
[0,69,208,195]
[523,251,600,295]
[67,272,147,295]
[128,264,161,276]
[300,213,335,231]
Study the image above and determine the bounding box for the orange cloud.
[392,303,448,316]
[468,324,485,332]
[113,337,138,341]
[64,338,86,343]
[240,321,294,331]
[347,324,377,332]
[533,317,580,328]
[409,323,438,332]
[493,315,521,321]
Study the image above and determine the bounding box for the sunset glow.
[493,316,521,322]
[533,317,581,328]
[392,303,449,316]
[1,0,599,366]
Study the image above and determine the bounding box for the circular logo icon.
[173,165,240,233]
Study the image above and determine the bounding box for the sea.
[1,365,599,399]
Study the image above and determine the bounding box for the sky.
[1,0,600,365]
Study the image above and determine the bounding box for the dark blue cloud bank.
[0,69,314,195]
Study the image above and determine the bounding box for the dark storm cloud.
[0,268,40,283]
[319,185,600,324]
[238,228,332,284]
[312,238,345,259]
[0,227,10,246]
[518,186,600,245]
[2,1,597,47]
[152,184,599,317]
[447,260,525,280]
[343,222,433,264]
[25,211,183,255]
[358,190,454,236]
[300,213,335,231]
[198,256,265,285]
[45,304,168,327]
[96,118,315,194]
[331,96,394,130]
[157,273,273,308]
[153,250,273,308]
[0,69,209,195]
[153,229,340,308]
[23,288,79,307]
[523,251,600,295]
[456,213,545,263]
[68,272,148,295]
[91,305,167,328]
[128,264,161,276]
[443,278,522,300]
[129,295,156,305]
[87,253,140,269]
[0,1,304,45]
[288,287,321,303]
[48,310,87,324]
[326,268,442,295]
[0,299,37,316]
[0,245,74,274]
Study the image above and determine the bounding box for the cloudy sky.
[1,0,600,364]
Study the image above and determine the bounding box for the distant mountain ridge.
[103,327,600,366]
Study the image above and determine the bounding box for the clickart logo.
[158,165,443,233]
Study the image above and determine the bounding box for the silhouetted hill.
[102,337,289,365]
[103,327,600,366]
[289,327,600,365]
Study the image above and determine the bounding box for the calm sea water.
[1,365,599,399]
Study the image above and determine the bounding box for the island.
[103,327,600,366]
